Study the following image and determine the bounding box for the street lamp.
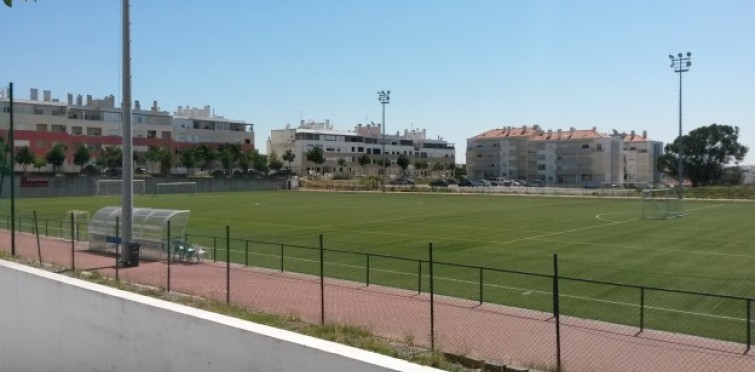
[669,52,691,199]
[378,90,390,192]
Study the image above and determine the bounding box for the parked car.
[531,180,545,187]
[429,179,449,187]
[457,179,475,187]
[390,178,415,185]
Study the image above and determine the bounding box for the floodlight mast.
[378,90,390,193]
[121,0,134,243]
[669,52,691,200]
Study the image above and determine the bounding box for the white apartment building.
[172,105,254,147]
[466,125,663,186]
[267,120,455,176]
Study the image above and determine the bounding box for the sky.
[2,0,754,164]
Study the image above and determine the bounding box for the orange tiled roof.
[473,127,540,139]
[532,128,607,141]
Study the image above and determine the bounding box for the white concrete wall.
[0,260,439,372]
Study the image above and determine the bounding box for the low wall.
[0,176,287,198]
[0,260,438,372]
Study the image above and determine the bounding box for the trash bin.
[123,242,141,268]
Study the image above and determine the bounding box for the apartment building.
[267,120,455,176]
[0,88,254,172]
[466,125,662,186]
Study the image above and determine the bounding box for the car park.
[457,179,474,187]
[429,179,449,187]
[390,178,414,185]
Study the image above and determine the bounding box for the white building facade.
[267,120,455,177]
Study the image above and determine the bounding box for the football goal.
[640,188,684,220]
[95,179,146,196]
[62,210,90,240]
[156,182,197,195]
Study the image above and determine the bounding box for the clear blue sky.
[2,0,754,164]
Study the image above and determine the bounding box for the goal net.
[62,210,90,240]
[640,188,684,220]
[156,182,197,195]
[95,179,146,196]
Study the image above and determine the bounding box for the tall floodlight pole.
[122,0,134,243]
[669,52,691,199]
[378,90,390,193]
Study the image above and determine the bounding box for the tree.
[145,145,163,174]
[219,146,237,175]
[396,154,410,175]
[72,144,91,173]
[45,143,67,173]
[431,162,445,177]
[414,160,429,177]
[306,146,325,172]
[180,148,198,175]
[358,154,371,175]
[657,124,749,187]
[195,144,218,171]
[237,150,251,173]
[15,146,35,173]
[100,146,122,170]
[32,156,46,173]
[336,158,346,172]
[268,150,284,173]
[158,147,174,176]
[250,149,269,174]
[282,149,296,170]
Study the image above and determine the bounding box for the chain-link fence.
[3,221,755,371]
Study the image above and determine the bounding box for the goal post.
[156,182,197,195]
[62,210,90,240]
[640,188,684,220]
[95,179,146,196]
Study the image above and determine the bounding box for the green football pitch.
[6,190,755,342]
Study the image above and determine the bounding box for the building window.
[582,144,589,149]
[147,130,157,138]
[36,124,48,131]
[358,147,364,152]
[596,144,603,152]
[538,164,546,170]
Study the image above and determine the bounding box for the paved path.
[2,230,755,372]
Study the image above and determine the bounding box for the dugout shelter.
[88,207,190,260]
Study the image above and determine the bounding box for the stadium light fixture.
[669,51,691,200]
[378,90,390,193]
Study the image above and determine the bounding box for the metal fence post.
[45,219,48,237]
[418,260,422,294]
[167,221,172,292]
[747,299,752,352]
[33,211,41,264]
[553,253,561,371]
[640,287,645,333]
[115,216,120,281]
[213,236,217,262]
[70,212,75,271]
[226,225,230,305]
[245,240,249,267]
[429,242,435,351]
[280,244,284,272]
[366,254,370,286]
[479,267,484,305]
[320,233,325,325]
